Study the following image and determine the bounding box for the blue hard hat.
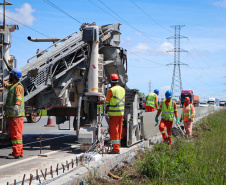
[165,90,172,98]
[154,89,159,95]
[9,68,22,78]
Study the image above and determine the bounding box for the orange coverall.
[157,100,178,146]
[106,89,124,152]
[4,81,24,157]
[181,104,195,136]
[145,95,158,112]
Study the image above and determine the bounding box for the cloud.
[158,85,171,99]
[0,3,35,26]
[155,42,174,55]
[130,43,152,53]
[121,36,131,46]
[213,0,226,8]
[189,49,209,56]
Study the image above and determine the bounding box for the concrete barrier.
[142,106,223,139]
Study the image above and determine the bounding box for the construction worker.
[106,74,125,154]
[1,68,25,159]
[155,90,180,146]
[180,97,195,137]
[145,89,159,112]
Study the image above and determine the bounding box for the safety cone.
[44,116,55,127]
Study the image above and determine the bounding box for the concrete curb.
[50,141,150,185]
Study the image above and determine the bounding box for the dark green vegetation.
[90,109,226,184]
[137,109,226,184]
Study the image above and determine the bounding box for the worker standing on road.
[1,68,25,159]
[106,74,125,154]
[180,97,195,137]
[155,90,180,146]
[145,89,159,112]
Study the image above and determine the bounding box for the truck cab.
[207,98,219,106]
[180,90,193,106]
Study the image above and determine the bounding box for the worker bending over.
[180,97,195,137]
[155,90,180,146]
[106,74,125,154]
[145,89,159,112]
[1,68,25,159]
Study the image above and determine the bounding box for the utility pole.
[167,25,188,99]
[149,80,151,93]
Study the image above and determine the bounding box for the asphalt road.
[0,117,83,164]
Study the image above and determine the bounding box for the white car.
[199,102,208,107]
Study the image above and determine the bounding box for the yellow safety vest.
[5,82,25,117]
[161,99,176,121]
[146,93,157,108]
[108,85,125,116]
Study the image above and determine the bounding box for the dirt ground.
[87,151,152,185]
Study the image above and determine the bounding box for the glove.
[12,105,19,116]
[105,106,109,114]
[155,116,159,123]
[189,117,192,122]
[176,118,180,125]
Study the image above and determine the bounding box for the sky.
[1,0,226,100]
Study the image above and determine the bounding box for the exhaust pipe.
[27,36,67,42]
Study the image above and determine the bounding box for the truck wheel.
[26,115,37,123]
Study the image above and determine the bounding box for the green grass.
[136,109,226,185]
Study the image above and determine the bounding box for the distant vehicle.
[199,102,208,107]
[180,90,199,107]
[207,98,219,106]
[219,101,226,107]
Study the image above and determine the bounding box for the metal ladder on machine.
[0,32,5,138]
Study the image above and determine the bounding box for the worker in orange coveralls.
[1,68,25,159]
[155,90,180,146]
[145,89,159,112]
[180,97,195,137]
[106,74,125,154]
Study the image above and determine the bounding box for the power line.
[130,0,172,33]
[96,0,156,42]
[186,52,219,82]
[0,13,49,37]
[88,0,120,21]
[42,0,82,24]
[127,50,165,66]
[128,65,162,69]
[187,39,219,76]
[121,42,170,55]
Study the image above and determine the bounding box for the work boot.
[8,153,23,158]
[108,150,120,154]
[6,155,21,159]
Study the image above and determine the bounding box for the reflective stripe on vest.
[108,86,125,116]
[146,93,156,108]
[5,82,25,117]
[182,104,195,120]
[161,100,175,121]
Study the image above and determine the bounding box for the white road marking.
[0,146,72,170]
[1,134,74,150]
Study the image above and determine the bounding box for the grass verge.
[90,109,226,185]
[136,109,226,184]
